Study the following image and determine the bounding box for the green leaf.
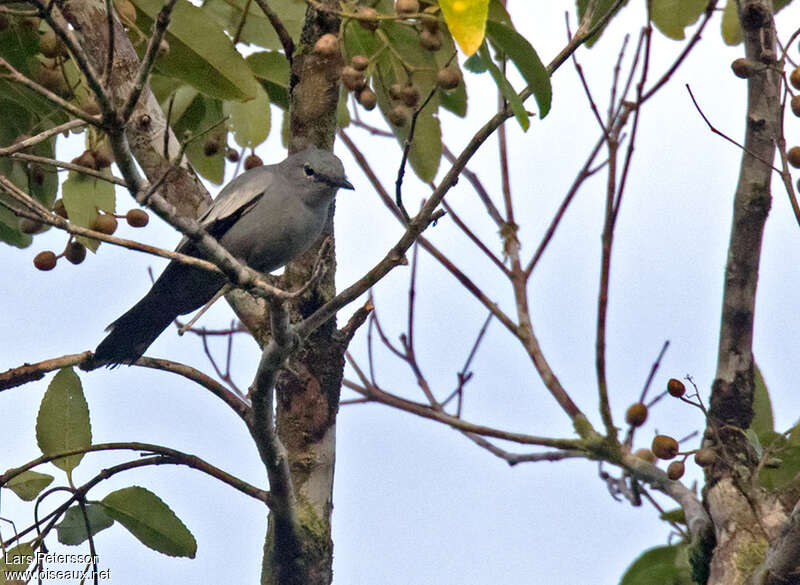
[576,0,630,47]
[1,542,34,580]
[346,18,443,181]
[759,445,800,490]
[202,0,305,50]
[439,0,489,56]
[750,362,774,437]
[62,170,116,252]
[371,73,442,182]
[746,429,763,459]
[721,0,742,45]
[224,83,270,148]
[479,42,528,130]
[246,51,290,109]
[407,107,442,183]
[102,486,197,558]
[246,51,290,87]
[659,507,686,525]
[620,544,693,585]
[173,95,226,184]
[35,368,92,473]
[487,0,513,26]
[5,470,54,501]
[650,0,707,40]
[56,503,115,546]
[132,0,260,101]
[463,52,488,73]
[485,20,551,117]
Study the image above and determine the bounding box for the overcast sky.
[3,3,800,584]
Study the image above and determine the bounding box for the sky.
[3,2,800,584]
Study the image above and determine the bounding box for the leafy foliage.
[35,367,92,474]
[4,469,54,501]
[101,486,197,558]
[619,544,694,585]
[56,503,115,546]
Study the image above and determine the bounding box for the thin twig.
[686,84,782,173]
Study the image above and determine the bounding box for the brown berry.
[791,95,800,118]
[437,68,460,90]
[419,28,442,51]
[116,0,137,23]
[351,55,369,71]
[731,58,758,79]
[39,29,60,59]
[667,460,685,480]
[53,199,68,219]
[387,105,409,127]
[625,403,648,427]
[203,139,220,157]
[65,241,86,265]
[389,83,404,101]
[34,250,57,271]
[694,448,716,467]
[72,150,97,171]
[37,67,68,95]
[313,33,339,57]
[157,39,170,57]
[395,0,419,16]
[788,146,800,168]
[341,65,366,92]
[634,448,656,464]
[356,6,379,31]
[652,435,680,460]
[92,145,113,169]
[357,88,378,111]
[92,213,118,235]
[22,17,40,32]
[20,218,44,234]
[226,148,240,163]
[126,209,149,228]
[400,84,420,108]
[244,154,263,170]
[29,164,46,186]
[667,378,686,397]
[791,67,800,91]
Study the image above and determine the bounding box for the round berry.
[34,250,57,271]
[126,209,149,228]
[625,403,648,427]
[667,378,686,397]
[651,435,679,460]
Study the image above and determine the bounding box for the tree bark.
[258,3,345,584]
[704,2,788,584]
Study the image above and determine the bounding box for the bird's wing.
[199,166,277,232]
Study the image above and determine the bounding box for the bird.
[93,147,353,366]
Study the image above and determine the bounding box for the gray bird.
[93,147,353,366]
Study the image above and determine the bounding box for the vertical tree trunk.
[259,3,345,584]
[704,1,786,583]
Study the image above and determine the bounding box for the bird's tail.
[93,294,177,367]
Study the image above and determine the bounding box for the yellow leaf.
[439,0,489,56]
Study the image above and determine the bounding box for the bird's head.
[290,147,354,205]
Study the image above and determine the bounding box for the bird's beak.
[340,178,354,190]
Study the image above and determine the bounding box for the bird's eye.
[303,164,314,177]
